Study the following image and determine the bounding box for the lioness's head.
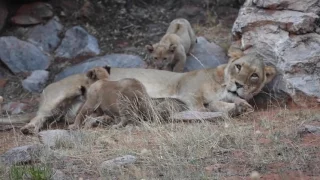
[86,66,110,82]
[145,43,176,69]
[224,53,276,100]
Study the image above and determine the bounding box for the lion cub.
[68,78,151,130]
[20,66,110,134]
[145,18,197,72]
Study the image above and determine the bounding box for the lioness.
[108,53,277,115]
[145,18,197,72]
[68,78,151,130]
[20,66,110,134]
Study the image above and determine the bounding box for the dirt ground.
[1,0,320,180]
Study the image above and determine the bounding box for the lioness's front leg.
[208,100,253,116]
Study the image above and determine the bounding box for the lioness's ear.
[103,65,111,74]
[145,44,154,53]
[86,69,97,80]
[264,66,277,83]
[169,44,177,53]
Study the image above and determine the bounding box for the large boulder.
[185,37,229,72]
[54,54,145,81]
[54,26,100,61]
[0,36,51,73]
[231,0,320,107]
[26,16,63,52]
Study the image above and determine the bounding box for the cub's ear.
[264,66,277,84]
[169,44,177,53]
[103,65,111,74]
[145,44,154,53]
[86,69,97,80]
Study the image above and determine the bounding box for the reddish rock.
[0,79,7,88]
[11,2,53,25]
[0,3,8,32]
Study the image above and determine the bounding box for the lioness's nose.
[235,82,243,88]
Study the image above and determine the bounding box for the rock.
[232,6,318,35]
[0,2,8,32]
[2,102,28,115]
[99,155,137,172]
[11,2,53,25]
[298,125,320,135]
[38,130,89,149]
[22,70,49,93]
[54,54,145,81]
[0,145,44,165]
[230,1,320,106]
[26,16,63,52]
[55,26,100,61]
[52,169,68,180]
[185,37,228,72]
[171,111,224,122]
[0,78,7,88]
[0,36,51,73]
[253,0,320,13]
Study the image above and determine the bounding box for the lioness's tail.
[0,113,35,125]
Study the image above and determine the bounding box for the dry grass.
[1,97,320,179]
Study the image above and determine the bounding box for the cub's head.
[145,43,176,70]
[86,66,110,82]
[224,53,276,100]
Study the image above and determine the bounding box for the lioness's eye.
[235,64,241,71]
[163,58,167,60]
[154,57,158,60]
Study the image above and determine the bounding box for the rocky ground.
[0,0,320,179]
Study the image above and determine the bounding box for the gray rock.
[22,70,49,93]
[2,102,28,115]
[52,169,67,180]
[0,36,51,73]
[298,125,320,135]
[54,54,145,81]
[99,155,137,171]
[0,145,43,165]
[232,6,318,35]
[55,26,100,60]
[185,37,228,72]
[27,16,63,52]
[253,0,320,13]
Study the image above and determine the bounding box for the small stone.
[55,26,100,61]
[99,155,137,171]
[0,36,51,74]
[22,70,49,93]
[250,171,261,180]
[0,145,43,165]
[2,102,28,115]
[298,125,320,135]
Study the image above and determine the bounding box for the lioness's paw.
[234,99,254,115]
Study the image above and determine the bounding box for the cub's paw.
[68,124,80,130]
[234,99,254,115]
[20,123,39,135]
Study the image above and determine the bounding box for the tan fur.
[108,53,277,116]
[145,18,197,72]
[19,67,110,134]
[68,78,151,130]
